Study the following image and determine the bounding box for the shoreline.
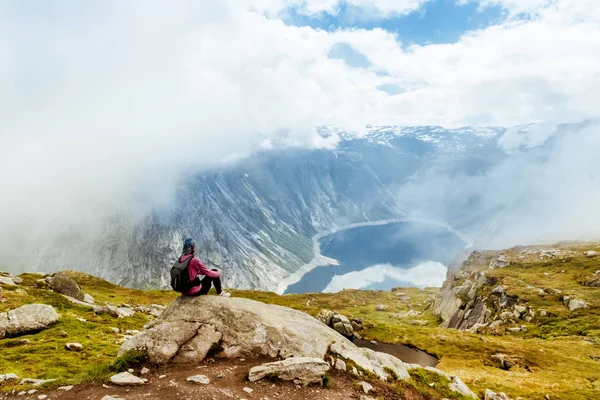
[276,216,471,295]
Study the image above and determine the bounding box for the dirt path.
[0,358,406,400]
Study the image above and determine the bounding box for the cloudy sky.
[1,0,599,231]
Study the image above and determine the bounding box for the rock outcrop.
[48,272,85,301]
[119,296,411,382]
[316,309,357,338]
[248,357,330,385]
[0,304,59,338]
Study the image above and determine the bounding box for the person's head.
[182,237,196,255]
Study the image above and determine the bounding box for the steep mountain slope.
[25,126,505,291]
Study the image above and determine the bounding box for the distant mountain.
[29,126,509,291]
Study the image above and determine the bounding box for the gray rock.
[449,375,477,398]
[65,343,83,351]
[488,320,503,329]
[141,367,150,375]
[248,357,330,385]
[101,396,126,400]
[186,374,210,384]
[0,304,60,339]
[514,305,526,315]
[109,371,147,386]
[375,304,387,311]
[489,256,510,269]
[567,299,588,311]
[0,276,16,286]
[0,373,20,382]
[562,295,571,306]
[358,381,374,394]
[172,324,222,364]
[110,327,120,333]
[316,309,335,326]
[538,310,547,317]
[57,385,74,391]
[83,294,95,304]
[334,358,346,371]
[120,296,410,383]
[490,285,505,296]
[48,272,84,301]
[20,378,56,386]
[500,311,514,320]
[585,251,598,257]
[12,276,23,284]
[485,388,511,400]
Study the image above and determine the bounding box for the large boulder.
[248,357,330,385]
[0,304,60,338]
[119,296,409,381]
[49,272,84,301]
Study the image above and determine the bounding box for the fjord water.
[285,221,466,294]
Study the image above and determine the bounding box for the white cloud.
[323,261,447,292]
[0,0,599,243]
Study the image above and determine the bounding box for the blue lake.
[284,221,466,294]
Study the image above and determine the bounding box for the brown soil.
[0,357,419,400]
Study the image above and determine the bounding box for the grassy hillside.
[1,244,599,399]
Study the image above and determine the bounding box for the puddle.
[353,338,439,367]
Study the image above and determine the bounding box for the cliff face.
[431,242,596,332]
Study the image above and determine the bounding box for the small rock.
[83,293,95,304]
[0,276,16,286]
[18,392,26,396]
[243,387,253,393]
[538,310,547,317]
[127,369,134,373]
[490,285,505,296]
[38,395,47,400]
[585,251,598,257]
[351,366,359,376]
[334,358,346,371]
[488,320,503,329]
[57,385,74,391]
[110,327,120,333]
[12,276,23,284]
[358,381,373,394]
[514,305,526,315]
[48,271,85,301]
[109,371,147,386]
[141,367,150,375]
[57,330,69,337]
[187,375,210,384]
[102,396,126,400]
[375,304,387,311]
[76,317,87,323]
[66,342,83,352]
[485,388,511,400]
[20,378,56,386]
[125,330,140,335]
[0,373,20,382]
[449,375,477,398]
[567,299,588,311]
[159,375,167,379]
[27,389,36,394]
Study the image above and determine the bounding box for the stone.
[57,330,68,337]
[48,272,84,301]
[0,304,60,339]
[0,276,16,286]
[141,367,150,375]
[358,381,373,394]
[27,390,36,394]
[248,357,330,385]
[500,311,514,320]
[109,372,147,386]
[562,296,571,306]
[65,342,83,351]
[490,285,505,296]
[538,310,547,317]
[488,320,503,329]
[172,325,223,364]
[331,313,354,338]
[334,358,346,371]
[83,294,95,304]
[567,299,588,311]
[0,373,20,382]
[375,304,387,311]
[514,305,526,315]
[120,296,418,384]
[585,251,598,257]
[20,378,56,386]
[316,309,335,326]
[38,395,47,400]
[489,256,510,269]
[102,396,125,400]
[243,387,253,393]
[186,374,210,384]
[110,327,120,333]
[485,389,511,400]
[57,385,74,391]
[449,375,477,398]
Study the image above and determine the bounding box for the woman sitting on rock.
[178,237,230,297]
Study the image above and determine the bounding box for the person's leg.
[210,269,223,294]
[198,276,213,295]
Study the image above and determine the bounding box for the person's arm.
[192,258,220,278]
